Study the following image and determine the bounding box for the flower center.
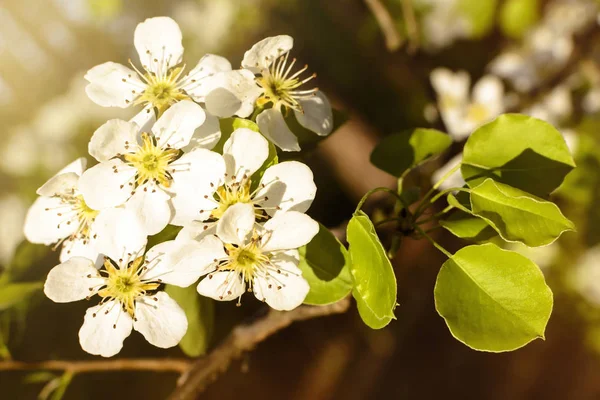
[466,103,490,123]
[72,195,100,237]
[221,238,270,284]
[124,132,180,188]
[210,180,254,220]
[134,66,188,113]
[98,256,160,316]
[255,52,318,112]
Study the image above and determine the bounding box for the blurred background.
[2,0,600,398]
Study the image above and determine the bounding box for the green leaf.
[347,211,397,329]
[147,225,182,249]
[434,243,553,352]
[457,0,498,37]
[250,139,278,192]
[470,179,575,247]
[440,211,497,242]
[371,128,452,178]
[215,117,261,153]
[165,285,213,357]
[446,192,471,214]
[298,224,353,305]
[461,114,576,197]
[499,0,540,39]
[0,282,43,311]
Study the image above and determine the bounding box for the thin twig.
[0,358,191,374]
[363,0,403,51]
[399,0,419,53]
[169,297,352,400]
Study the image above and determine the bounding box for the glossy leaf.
[347,211,397,329]
[165,285,214,357]
[0,282,43,311]
[470,179,575,247]
[371,128,452,178]
[434,243,553,352]
[440,211,497,242]
[461,114,576,197]
[298,224,353,305]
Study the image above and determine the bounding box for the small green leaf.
[371,128,452,177]
[499,0,540,39]
[470,179,575,247]
[347,211,397,329]
[0,282,43,311]
[298,224,353,305]
[434,243,553,352]
[215,117,260,153]
[447,192,471,214]
[147,225,182,249]
[440,211,497,242]
[250,140,278,192]
[165,285,213,357]
[461,114,576,197]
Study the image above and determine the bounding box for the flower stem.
[354,187,407,215]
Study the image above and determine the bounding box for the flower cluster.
[24,17,330,357]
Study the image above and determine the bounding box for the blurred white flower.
[430,68,504,140]
[43,218,212,357]
[572,246,600,306]
[79,101,223,236]
[84,16,232,125]
[506,242,559,272]
[176,128,316,241]
[583,87,600,114]
[173,0,236,51]
[195,203,318,310]
[0,195,26,265]
[417,0,471,50]
[203,35,334,151]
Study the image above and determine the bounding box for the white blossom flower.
[43,217,213,357]
[572,246,600,306]
[84,16,232,125]
[430,68,504,141]
[194,203,318,310]
[78,100,225,236]
[416,0,471,50]
[175,128,316,241]
[203,36,333,151]
[23,158,130,265]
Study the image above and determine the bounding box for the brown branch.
[0,358,191,374]
[168,297,352,400]
[363,0,403,51]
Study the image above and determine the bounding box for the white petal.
[79,300,133,357]
[151,101,206,150]
[85,62,143,108]
[261,212,319,252]
[44,257,104,303]
[36,172,79,197]
[23,196,77,245]
[169,149,225,226]
[216,203,255,245]
[255,161,316,216]
[181,111,221,152]
[78,159,136,210]
[241,35,294,73]
[89,119,140,162]
[56,157,87,176]
[223,128,269,181]
[472,75,504,115]
[176,221,217,242]
[134,17,184,74]
[253,250,308,310]
[197,270,245,301]
[59,237,102,267]
[256,109,300,152]
[93,208,147,262]
[133,292,187,348]
[203,70,262,118]
[125,184,172,236]
[294,91,333,136]
[181,54,232,100]
[430,68,470,103]
[141,237,223,286]
[130,104,157,132]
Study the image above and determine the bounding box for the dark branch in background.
[0,359,191,374]
[169,297,351,400]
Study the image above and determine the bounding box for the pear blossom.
[43,216,213,357]
[430,68,504,141]
[195,203,318,310]
[78,100,225,236]
[175,128,317,242]
[84,16,232,125]
[203,35,333,151]
[415,0,471,50]
[23,158,130,265]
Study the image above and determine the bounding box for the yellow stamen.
[124,132,180,187]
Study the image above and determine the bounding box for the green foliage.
[370,128,452,178]
[499,0,540,39]
[434,243,553,352]
[215,117,261,152]
[147,225,183,249]
[347,211,397,329]
[470,179,575,246]
[461,114,576,197]
[298,224,353,305]
[6,241,50,280]
[0,282,43,311]
[457,0,498,37]
[165,285,214,357]
[440,210,497,242]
